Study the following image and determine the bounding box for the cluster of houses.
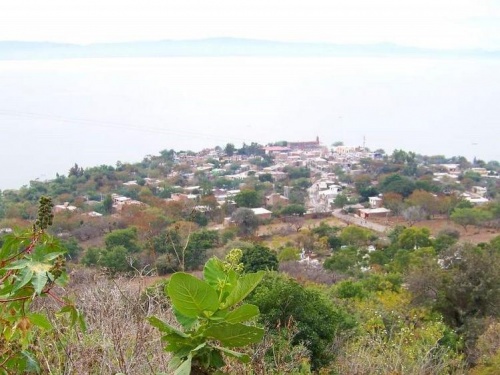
[44,137,497,227]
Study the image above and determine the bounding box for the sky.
[1,0,500,49]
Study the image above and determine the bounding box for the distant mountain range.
[1,38,499,60]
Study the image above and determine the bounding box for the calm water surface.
[0,57,499,189]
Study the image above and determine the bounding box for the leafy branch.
[149,250,264,374]
[0,196,84,374]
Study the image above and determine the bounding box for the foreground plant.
[0,197,84,374]
[148,249,264,374]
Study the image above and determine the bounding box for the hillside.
[1,141,499,373]
[2,38,500,60]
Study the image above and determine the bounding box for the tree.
[408,242,500,330]
[340,226,372,247]
[68,163,84,177]
[224,143,236,156]
[241,244,279,272]
[150,226,217,271]
[258,173,273,183]
[277,246,301,262]
[451,207,492,232]
[397,227,432,250]
[102,194,113,214]
[402,205,427,226]
[323,247,359,273]
[247,272,355,370]
[406,190,438,217]
[379,174,416,198]
[231,208,259,237]
[333,194,349,208]
[280,204,306,216]
[104,227,140,253]
[99,245,136,274]
[60,237,83,260]
[234,189,261,208]
[433,228,460,253]
[382,192,404,214]
[284,166,311,180]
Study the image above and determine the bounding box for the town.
[1,137,499,374]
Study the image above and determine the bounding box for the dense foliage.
[149,251,264,374]
[0,197,83,374]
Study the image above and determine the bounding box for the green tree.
[311,222,340,238]
[451,207,492,232]
[150,227,218,271]
[333,193,349,208]
[224,143,236,156]
[60,237,83,260]
[408,242,500,331]
[105,227,140,253]
[323,247,359,273]
[241,244,279,272]
[340,226,372,247]
[284,166,311,180]
[397,227,432,250]
[99,245,135,274]
[434,228,460,253]
[379,174,416,198]
[68,163,84,177]
[277,246,301,262]
[280,204,306,216]
[81,247,101,266]
[231,208,259,237]
[102,194,113,214]
[247,272,355,370]
[234,190,261,208]
[258,173,273,183]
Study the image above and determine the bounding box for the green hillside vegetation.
[1,145,500,373]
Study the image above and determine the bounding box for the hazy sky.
[1,0,500,49]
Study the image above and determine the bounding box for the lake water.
[0,56,499,189]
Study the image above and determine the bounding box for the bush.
[99,245,136,274]
[278,246,301,262]
[155,253,180,275]
[248,272,356,370]
[241,244,279,272]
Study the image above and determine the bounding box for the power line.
[0,109,256,145]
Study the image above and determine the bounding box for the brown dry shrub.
[279,261,343,285]
[33,268,172,374]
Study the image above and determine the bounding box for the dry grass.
[33,268,173,375]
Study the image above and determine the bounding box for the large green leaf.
[173,307,198,330]
[13,268,33,292]
[147,316,188,337]
[0,233,31,260]
[163,333,193,353]
[205,322,264,347]
[4,259,29,270]
[221,271,264,309]
[214,346,251,363]
[203,257,226,289]
[224,304,259,324]
[28,313,52,331]
[174,354,192,375]
[31,270,49,295]
[167,273,219,318]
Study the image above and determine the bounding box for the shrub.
[241,244,279,272]
[248,272,356,370]
[148,253,264,374]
